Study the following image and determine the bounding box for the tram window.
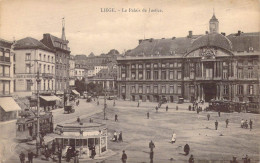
[76,139,81,146]
[83,139,88,146]
[88,138,94,147]
[95,138,99,144]
[64,139,69,146]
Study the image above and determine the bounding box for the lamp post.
[36,70,41,156]
[103,88,107,120]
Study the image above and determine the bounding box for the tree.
[75,78,86,95]
[87,82,104,96]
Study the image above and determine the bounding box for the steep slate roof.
[227,32,260,52]
[14,37,53,52]
[189,33,233,52]
[41,33,70,52]
[126,36,199,57]
[210,14,218,22]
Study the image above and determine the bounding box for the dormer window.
[249,47,254,52]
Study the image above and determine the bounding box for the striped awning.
[72,90,80,95]
[40,96,61,101]
[0,97,21,112]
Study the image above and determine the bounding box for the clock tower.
[209,12,219,33]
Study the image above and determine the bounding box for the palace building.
[117,13,260,104]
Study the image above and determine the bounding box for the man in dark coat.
[121,150,127,163]
[77,117,80,123]
[91,145,96,159]
[249,119,253,131]
[19,152,25,163]
[147,112,149,119]
[207,113,210,121]
[57,150,62,163]
[218,110,221,117]
[150,151,154,163]
[155,106,158,113]
[115,114,118,122]
[118,131,123,142]
[189,105,191,111]
[226,119,229,128]
[189,154,194,163]
[149,140,155,152]
[215,120,219,130]
[166,105,168,112]
[184,144,190,156]
[28,151,34,163]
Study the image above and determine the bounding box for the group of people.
[241,119,253,130]
[112,131,123,142]
[230,155,251,163]
[19,151,34,163]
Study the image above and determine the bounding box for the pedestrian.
[197,108,199,114]
[230,156,238,163]
[249,119,253,130]
[19,152,25,163]
[189,154,194,163]
[207,113,210,121]
[91,145,96,159]
[97,100,99,105]
[28,151,33,163]
[137,101,139,107]
[74,151,79,163]
[147,112,149,119]
[121,150,127,163]
[77,116,80,123]
[189,105,191,111]
[242,154,250,163]
[118,131,123,142]
[150,151,154,163]
[218,110,221,117]
[241,119,245,128]
[115,114,118,122]
[192,106,195,111]
[78,99,80,106]
[171,132,176,143]
[149,140,155,152]
[166,105,168,112]
[57,150,62,163]
[226,119,229,128]
[215,120,218,130]
[176,105,178,110]
[113,131,118,142]
[184,144,190,156]
[155,106,158,113]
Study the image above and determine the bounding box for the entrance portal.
[203,83,217,102]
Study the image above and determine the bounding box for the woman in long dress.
[171,132,176,143]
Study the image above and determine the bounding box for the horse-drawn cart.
[64,105,75,114]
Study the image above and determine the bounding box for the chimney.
[221,32,226,36]
[238,30,241,36]
[189,31,193,38]
[205,31,208,34]
[139,39,143,44]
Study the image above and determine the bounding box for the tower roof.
[210,13,219,22]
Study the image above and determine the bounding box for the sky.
[0,0,259,55]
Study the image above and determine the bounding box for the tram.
[16,112,54,141]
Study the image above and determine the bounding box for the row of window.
[0,65,10,77]
[25,64,54,74]
[121,85,182,94]
[37,53,54,63]
[125,63,183,69]
[122,70,182,80]
[25,79,54,91]
[0,50,10,62]
[237,85,254,95]
[0,81,10,95]
[122,67,255,80]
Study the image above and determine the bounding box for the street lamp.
[36,68,41,156]
[103,88,107,120]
